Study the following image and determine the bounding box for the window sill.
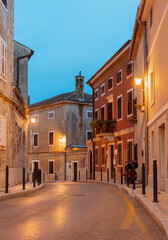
[127,73,133,79]
[117,81,122,86]
[127,113,133,118]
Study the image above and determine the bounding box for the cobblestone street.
[0,183,166,240]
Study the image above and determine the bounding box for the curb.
[87,180,168,238]
[0,184,44,202]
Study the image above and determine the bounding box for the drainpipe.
[16,50,34,87]
[90,87,95,180]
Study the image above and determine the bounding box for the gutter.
[16,50,34,87]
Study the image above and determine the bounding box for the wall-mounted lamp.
[59,137,66,144]
[30,117,36,123]
[135,76,142,86]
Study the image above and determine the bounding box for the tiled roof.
[29,91,92,108]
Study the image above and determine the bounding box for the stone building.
[27,73,92,181]
[87,41,135,181]
[0,0,33,186]
[130,0,168,192]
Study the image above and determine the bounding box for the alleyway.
[0,183,166,240]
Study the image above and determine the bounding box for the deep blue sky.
[14,0,140,104]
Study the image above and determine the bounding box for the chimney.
[75,71,85,101]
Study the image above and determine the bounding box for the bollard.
[39,170,42,184]
[142,163,145,194]
[114,168,116,183]
[27,172,29,182]
[55,173,57,181]
[79,171,80,181]
[101,168,102,181]
[38,170,40,186]
[121,167,123,185]
[86,170,87,181]
[107,168,109,182]
[127,164,129,187]
[133,164,135,190]
[5,166,9,193]
[153,160,158,202]
[33,172,36,188]
[23,168,25,190]
[43,173,45,182]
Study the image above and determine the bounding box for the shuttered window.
[101,106,105,120]
[33,133,39,147]
[107,102,113,120]
[117,96,122,119]
[127,89,133,116]
[117,70,122,84]
[49,131,54,145]
[0,38,7,79]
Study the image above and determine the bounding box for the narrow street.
[0,183,166,240]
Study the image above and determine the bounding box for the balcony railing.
[90,119,116,135]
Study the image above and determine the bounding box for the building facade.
[87,41,136,181]
[27,74,92,181]
[130,0,168,192]
[0,0,33,186]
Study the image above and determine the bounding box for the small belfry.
[75,71,85,101]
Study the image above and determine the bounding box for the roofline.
[129,0,146,58]
[29,99,92,112]
[14,40,34,53]
[86,40,131,86]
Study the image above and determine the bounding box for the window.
[127,62,133,77]
[127,141,133,162]
[117,70,122,84]
[0,38,7,79]
[117,96,122,120]
[33,133,39,147]
[150,70,155,106]
[101,83,105,96]
[32,114,39,122]
[95,148,99,166]
[127,89,133,116]
[95,89,98,100]
[48,111,54,119]
[118,143,122,165]
[108,77,113,90]
[101,146,105,165]
[151,131,154,158]
[95,110,98,120]
[49,161,54,174]
[86,110,93,118]
[86,130,92,141]
[150,7,153,29]
[48,131,54,145]
[101,106,105,120]
[1,0,7,8]
[107,102,113,120]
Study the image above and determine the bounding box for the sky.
[14,0,140,104]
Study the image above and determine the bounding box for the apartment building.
[130,0,168,192]
[87,41,135,181]
[28,73,92,181]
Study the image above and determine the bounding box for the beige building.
[130,0,168,192]
[0,0,33,186]
[28,74,92,181]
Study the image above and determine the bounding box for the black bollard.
[127,164,129,187]
[101,168,102,181]
[38,170,40,186]
[39,170,42,184]
[121,167,123,185]
[86,169,87,181]
[33,172,36,188]
[114,167,116,183]
[153,160,158,202]
[107,168,109,182]
[27,172,29,182]
[23,168,25,190]
[55,172,57,181]
[142,163,145,194]
[79,171,80,181]
[43,173,45,182]
[5,166,9,193]
[133,164,135,190]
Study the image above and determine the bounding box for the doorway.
[74,162,77,181]
[159,123,165,191]
[110,145,114,178]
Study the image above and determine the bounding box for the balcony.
[90,119,116,141]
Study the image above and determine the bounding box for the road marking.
[105,185,152,240]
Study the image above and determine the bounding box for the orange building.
[87,41,135,181]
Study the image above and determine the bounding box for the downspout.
[91,87,95,180]
[16,50,34,87]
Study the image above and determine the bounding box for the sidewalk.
[88,179,168,238]
[0,182,44,201]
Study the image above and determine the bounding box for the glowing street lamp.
[135,76,142,86]
[59,137,66,144]
[30,117,36,123]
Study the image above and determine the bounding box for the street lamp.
[135,76,142,86]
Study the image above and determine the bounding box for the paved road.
[0,183,166,240]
